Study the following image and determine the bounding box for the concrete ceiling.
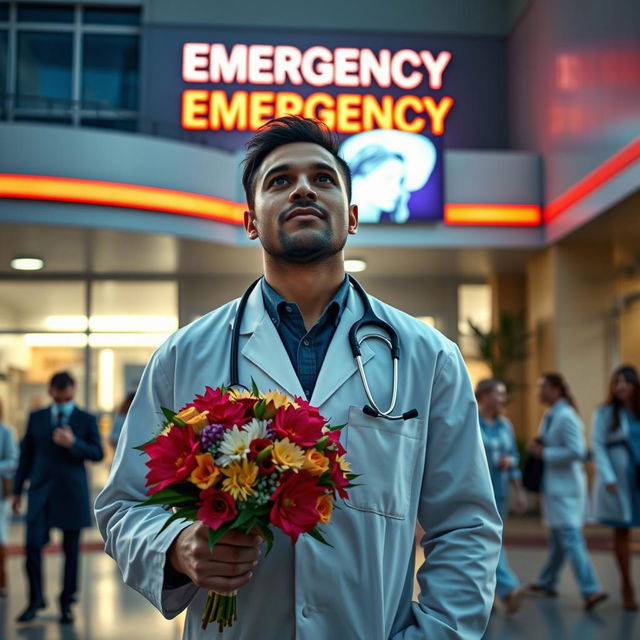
[0,222,535,279]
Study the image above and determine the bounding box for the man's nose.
[289,177,317,202]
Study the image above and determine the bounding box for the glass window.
[91,281,178,333]
[0,4,8,22]
[82,34,139,110]
[457,284,491,357]
[0,281,86,331]
[17,3,74,23]
[0,334,86,437]
[17,31,72,105]
[0,30,7,97]
[84,7,140,26]
[81,117,137,132]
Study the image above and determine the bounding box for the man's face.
[244,142,358,263]
[537,378,557,405]
[49,385,75,405]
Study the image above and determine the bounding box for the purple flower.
[200,423,225,451]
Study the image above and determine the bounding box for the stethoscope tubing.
[229,274,418,421]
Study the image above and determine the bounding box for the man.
[526,373,608,610]
[96,116,501,639]
[13,371,103,624]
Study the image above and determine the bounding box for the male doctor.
[95,116,501,639]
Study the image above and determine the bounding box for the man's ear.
[348,204,359,235]
[244,210,259,240]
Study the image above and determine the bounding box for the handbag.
[522,443,544,493]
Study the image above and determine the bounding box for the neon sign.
[180,43,454,135]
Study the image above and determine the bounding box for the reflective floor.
[1,523,638,639]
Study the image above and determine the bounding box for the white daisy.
[243,418,270,442]
[216,425,252,467]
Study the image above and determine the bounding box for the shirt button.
[303,339,310,346]
[301,606,311,618]
[272,317,277,324]
[305,390,311,397]
[285,305,292,313]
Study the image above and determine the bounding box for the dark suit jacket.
[13,406,104,529]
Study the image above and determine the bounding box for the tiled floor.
[1,501,639,639]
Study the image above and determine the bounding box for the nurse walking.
[526,373,608,610]
[476,379,527,613]
[591,365,640,610]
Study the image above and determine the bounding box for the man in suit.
[13,371,103,624]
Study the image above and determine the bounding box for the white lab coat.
[540,399,589,528]
[591,405,635,523]
[95,281,501,640]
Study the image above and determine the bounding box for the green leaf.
[306,527,333,548]
[253,520,274,555]
[230,507,257,530]
[208,525,230,551]
[328,422,347,431]
[251,378,261,397]
[154,509,196,539]
[315,436,329,451]
[161,407,177,423]
[254,399,266,420]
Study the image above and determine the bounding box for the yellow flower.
[336,455,351,474]
[175,407,210,434]
[272,438,305,472]
[189,453,220,489]
[316,493,333,524]
[302,449,330,477]
[221,458,259,500]
[261,390,296,418]
[228,389,257,402]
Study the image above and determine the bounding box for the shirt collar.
[261,276,350,329]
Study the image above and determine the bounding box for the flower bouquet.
[137,383,356,633]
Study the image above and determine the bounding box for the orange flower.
[302,449,330,477]
[175,407,210,434]
[316,493,333,524]
[189,453,220,489]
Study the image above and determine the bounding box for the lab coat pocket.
[343,405,423,519]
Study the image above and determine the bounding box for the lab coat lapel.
[311,285,374,408]
[236,283,305,399]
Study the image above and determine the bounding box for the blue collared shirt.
[261,277,349,399]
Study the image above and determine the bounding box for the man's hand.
[497,455,513,470]
[605,482,618,494]
[12,495,22,515]
[528,440,544,459]
[168,522,263,594]
[52,425,76,448]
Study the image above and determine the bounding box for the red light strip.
[544,136,640,223]
[0,174,246,225]
[1,173,542,227]
[444,204,541,226]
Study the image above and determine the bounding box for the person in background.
[475,378,527,613]
[526,372,608,610]
[109,391,136,450]
[0,398,18,597]
[12,371,103,624]
[591,364,640,610]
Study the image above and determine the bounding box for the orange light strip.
[544,136,640,223]
[445,203,541,226]
[0,174,246,225]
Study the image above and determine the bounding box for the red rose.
[186,386,250,429]
[270,471,325,543]
[326,451,350,500]
[144,424,200,495]
[197,487,237,530]
[272,404,326,447]
[326,428,346,456]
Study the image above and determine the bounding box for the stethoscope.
[229,275,419,421]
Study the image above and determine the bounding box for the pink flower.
[144,424,200,495]
[270,471,325,543]
[272,404,326,447]
[198,488,238,530]
[186,386,250,429]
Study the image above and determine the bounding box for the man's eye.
[317,173,334,183]
[270,176,288,186]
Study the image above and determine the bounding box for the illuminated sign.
[180,43,454,135]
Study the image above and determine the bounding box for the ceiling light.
[11,257,44,271]
[344,259,367,273]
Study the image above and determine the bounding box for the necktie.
[56,411,65,428]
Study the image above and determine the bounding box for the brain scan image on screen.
[340,130,438,224]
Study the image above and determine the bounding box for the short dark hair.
[474,378,504,401]
[242,116,352,208]
[50,371,75,390]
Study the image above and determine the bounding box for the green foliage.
[467,310,529,389]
